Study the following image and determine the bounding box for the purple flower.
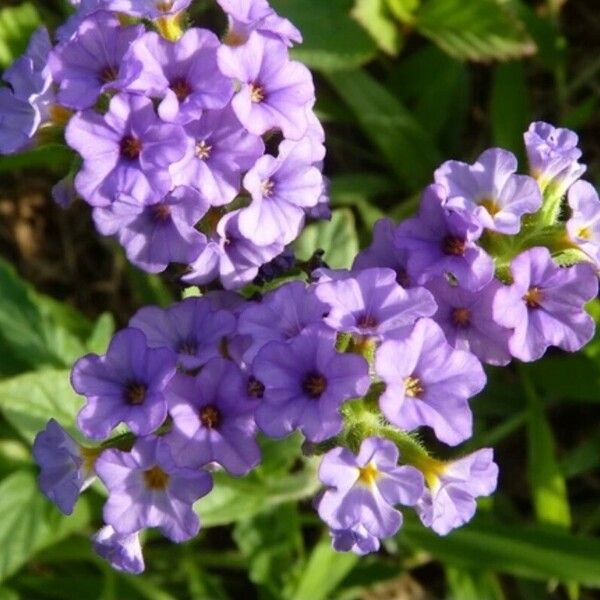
[52,177,77,208]
[253,327,369,442]
[425,277,512,366]
[395,184,494,291]
[95,436,212,542]
[353,218,412,287]
[239,139,323,245]
[416,448,498,535]
[217,32,315,140]
[493,247,598,361]
[330,525,380,555]
[71,327,176,439]
[524,121,585,194]
[92,525,145,574]
[129,296,236,370]
[182,211,285,290]
[314,267,436,342]
[92,186,209,273]
[124,29,232,124]
[0,91,41,154]
[66,93,189,206]
[49,13,144,110]
[567,180,600,265]
[238,280,329,362]
[218,0,302,47]
[104,0,191,18]
[171,107,265,206]
[376,319,485,446]
[33,419,94,515]
[166,359,261,475]
[56,0,108,43]
[434,148,542,234]
[317,437,424,547]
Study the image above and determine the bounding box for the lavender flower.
[567,180,600,265]
[95,436,212,542]
[416,448,498,535]
[253,327,370,442]
[217,32,314,140]
[66,93,189,206]
[218,0,302,47]
[524,121,585,194]
[104,0,192,18]
[317,437,424,551]
[71,327,176,439]
[376,319,486,446]
[166,359,261,475]
[129,296,236,370]
[239,139,323,245]
[395,184,494,291]
[493,247,598,362]
[182,211,285,290]
[33,419,94,515]
[238,280,329,362]
[425,277,512,366]
[124,29,232,124]
[171,107,265,206]
[56,0,108,43]
[434,148,542,234]
[330,525,380,555]
[314,267,436,342]
[49,12,144,110]
[92,525,145,574]
[92,186,209,273]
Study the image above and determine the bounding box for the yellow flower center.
[523,286,543,309]
[404,376,424,398]
[250,83,265,103]
[143,465,170,490]
[195,140,212,160]
[577,226,591,240]
[479,197,501,216]
[357,462,379,487]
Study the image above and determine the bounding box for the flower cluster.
[2,0,326,288]
[24,6,599,569]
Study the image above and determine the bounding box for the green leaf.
[0,3,40,68]
[325,69,441,189]
[520,366,571,528]
[270,0,377,71]
[86,313,116,355]
[295,209,359,269]
[415,0,536,62]
[0,369,82,444]
[386,0,420,23]
[291,537,359,600]
[490,62,530,160]
[446,568,505,600]
[352,0,404,55]
[400,517,600,587]
[0,470,89,581]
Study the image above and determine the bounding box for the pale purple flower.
[71,327,176,439]
[238,280,329,363]
[166,359,261,475]
[217,32,315,140]
[171,107,265,206]
[376,318,485,446]
[239,139,323,245]
[434,148,542,234]
[182,211,285,290]
[524,121,585,194]
[330,525,380,555]
[52,177,77,208]
[493,247,598,362]
[395,184,494,291]
[33,419,93,515]
[49,12,145,110]
[0,91,41,154]
[317,437,424,546]
[416,448,498,535]
[104,0,191,18]
[425,277,512,366]
[92,186,209,273]
[92,525,145,574]
[567,180,600,265]
[253,327,369,442]
[124,29,232,124]
[56,0,109,43]
[66,93,189,206]
[353,218,412,287]
[129,296,236,370]
[95,436,212,542]
[314,267,436,342]
[218,0,302,47]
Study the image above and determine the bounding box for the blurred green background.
[1,0,600,599]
